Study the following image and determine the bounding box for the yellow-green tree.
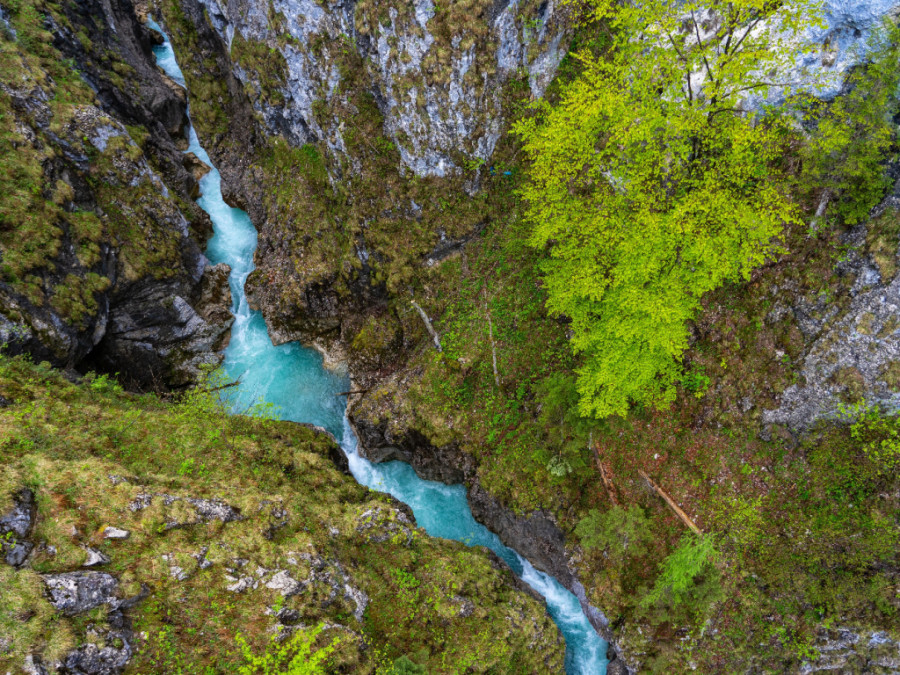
[515,0,824,417]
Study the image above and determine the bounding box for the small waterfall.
[147,18,607,673]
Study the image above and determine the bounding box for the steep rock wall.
[191,0,565,176]
[149,0,571,364]
[0,0,232,388]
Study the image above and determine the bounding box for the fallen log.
[639,469,701,535]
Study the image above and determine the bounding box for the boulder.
[0,488,36,567]
[182,152,212,181]
[42,572,119,615]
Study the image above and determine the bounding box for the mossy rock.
[830,366,867,403]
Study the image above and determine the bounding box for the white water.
[148,21,607,673]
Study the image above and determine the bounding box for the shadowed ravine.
[148,19,607,673]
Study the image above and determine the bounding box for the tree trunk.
[639,470,701,535]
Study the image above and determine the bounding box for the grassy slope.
[0,356,565,673]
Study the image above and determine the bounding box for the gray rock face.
[83,547,112,567]
[42,572,120,615]
[186,496,242,523]
[90,261,233,390]
[791,0,900,101]
[102,527,131,540]
[0,0,231,390]
[192,0,567,176]
[128,491,242,528]
[63,639,132,675]
[0,488,36,567]
[764,188,900,430]
[800,627,900,673]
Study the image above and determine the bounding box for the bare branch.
[665,30,694,104]
[690,9,717,94]
[487,307,501,388]
[411,299,442,352]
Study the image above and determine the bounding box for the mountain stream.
[148,21,607,673]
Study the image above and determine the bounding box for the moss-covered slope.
[0,355,565,673]
[0,0,231,388]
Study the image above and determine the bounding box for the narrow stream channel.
[148,21,607,673]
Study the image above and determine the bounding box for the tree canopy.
[515,0,825,417]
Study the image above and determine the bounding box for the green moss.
[160,0,229,138]
[48,272,111,326]
[230,31,287,106]
[831,366,867,403]
[866,209,900,281]
[880,361,900,391]
[0,565,77,667]
[0,92,65,283]
[0,356,565,673]
[857,312,877,335]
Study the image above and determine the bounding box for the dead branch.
[592,439,619,505]
[486,304,500,388]
[411,299,442,352]
[203,379,241,393]
[639,469,702,535]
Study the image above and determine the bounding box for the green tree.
[514,0,823,417]
[575,505,653,563]
[639,533,722,624]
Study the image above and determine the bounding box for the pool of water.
[147,19,607,673]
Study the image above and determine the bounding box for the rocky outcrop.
[801,627,900,674]
[352,416,475,485]
[87,261,232,389]
[0,488,36,568]
[784,0,900,102]
[190,0,566,176]
[0,0,231,389]
[43,572,121,615]
[764,186,900,430]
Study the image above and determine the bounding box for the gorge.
[3,0,900,672]
[147,18,608,672]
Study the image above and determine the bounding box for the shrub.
[236,624,340,675]
[639,533,722,625]
[575,505,653,563]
